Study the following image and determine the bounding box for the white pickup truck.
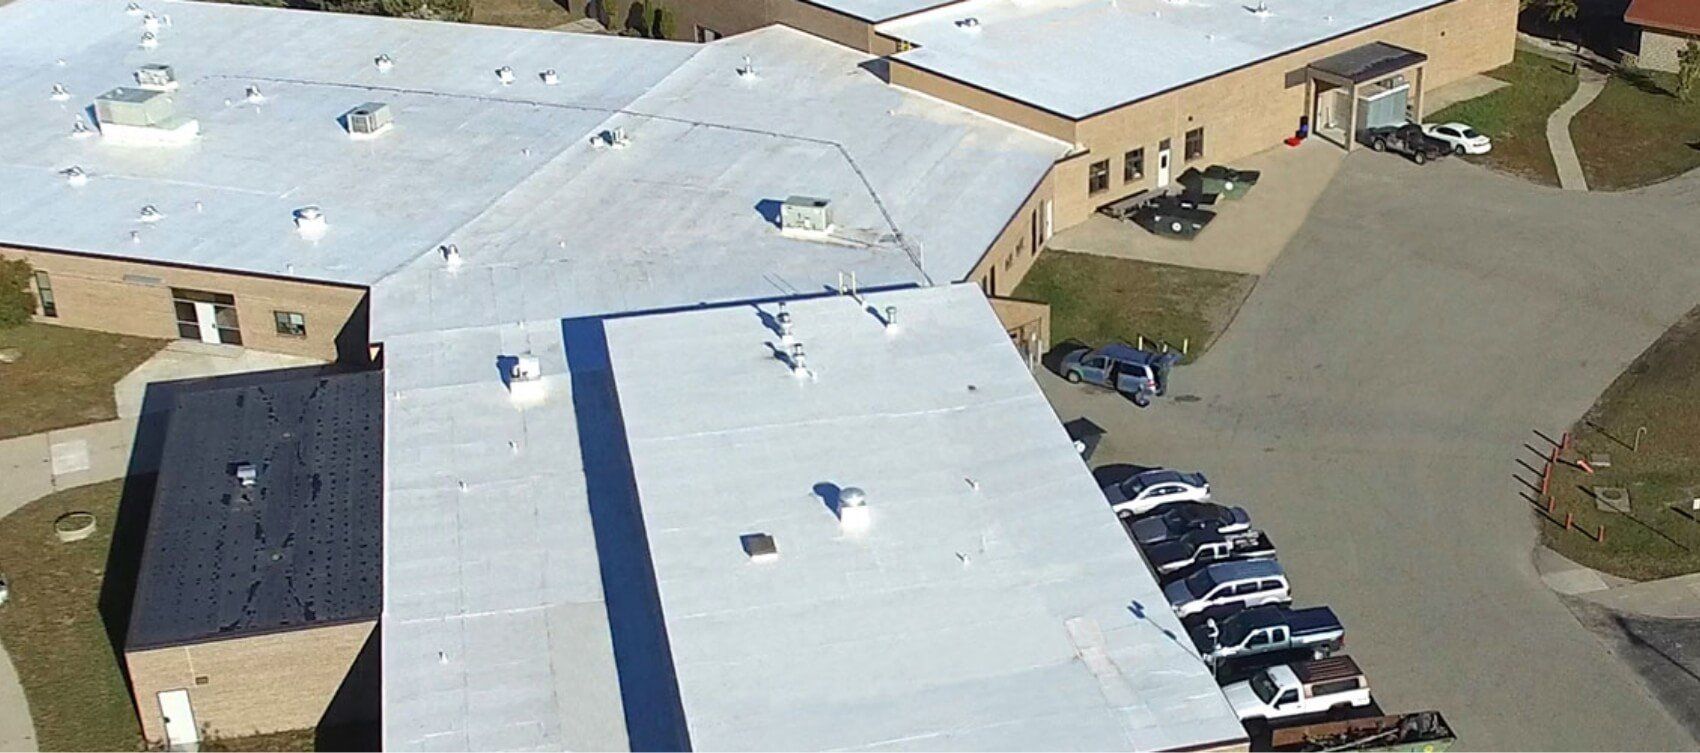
[1223,656,1372,723]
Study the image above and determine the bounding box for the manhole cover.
[1594,486,1630,514]
[1173,394,1202,403]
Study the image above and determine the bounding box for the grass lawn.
[1431,50,1579,186]
[0,480,143,752]
[1572,68,1700,191]
[1012,251,1257,364]
[1542,304,1700,581]
[203,728,315,751]
[472,0,575,28]
[0,324,164,440]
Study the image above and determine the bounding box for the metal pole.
[1634,426,1647,452]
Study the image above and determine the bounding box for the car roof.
[1199,559,1283,581]
[1096,343,1162,365]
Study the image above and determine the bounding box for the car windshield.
[1182,567,1220,596]
[1250,672,1280,703]
[1461,127,1481,138]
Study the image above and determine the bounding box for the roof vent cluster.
[590,128,631,150]
[50,83,70,101]
[1247,0,1272,18]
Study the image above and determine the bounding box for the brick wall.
[124,620,378,745]
[1636,27,1698,72]
[3,245,369,362]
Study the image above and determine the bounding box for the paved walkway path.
[0,342,320,752]
[1547,68,1607,191]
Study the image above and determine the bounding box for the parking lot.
[1042,152,1700,749]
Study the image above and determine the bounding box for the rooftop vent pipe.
[71,119,94,138]
[955,16,981,30]
[737,55,757,80]
[294,206,326,239]
[590,128,630,150]
[245,84,265,104]
[838,486,870,533]
[142,11,161,30]
[883,305,898,332]
[126,2,144,14]
[375,54,394,72]
[541,69,559,85]
[496,66,515,85]
[139,31,158,49]
[776,302,794,343]
[791,343,809,377]
[138,205,162,223]
[506,352,547,405]
[440,243,462,270]
[61,166,87,187]
[50,83,69,101]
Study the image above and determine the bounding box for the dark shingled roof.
[126,369,384,650]
[1308,41,1428,84]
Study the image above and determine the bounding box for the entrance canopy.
[1308,41,1429,85]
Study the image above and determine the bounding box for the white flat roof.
[0,0,1064,312]
[880,0,1450,118]
[605,284,1245,751]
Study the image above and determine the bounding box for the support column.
[1345,82,1359,152]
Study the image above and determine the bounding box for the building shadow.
[314,626,381,752]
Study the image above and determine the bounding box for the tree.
[651,3,677,39]
[1679,41,1700,102]
[0,257,37,330]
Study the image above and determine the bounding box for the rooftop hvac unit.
[345,102,393,137]
[780,196,832,233]
[94,87,199,144]
[136,64,179,91]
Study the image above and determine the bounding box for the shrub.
[0,257,36,330]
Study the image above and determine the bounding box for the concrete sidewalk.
[1547,69,1607,191]
[1048,139,1346,275]
[0,639,33,753]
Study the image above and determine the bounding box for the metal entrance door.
[158,689,199,751]
[1157,139,1172,188]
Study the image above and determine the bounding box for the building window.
[33,271,57,318]
[1123,148,1144,182]
[1088,159,1110,194]
[171,288,242,346]
[695,25,722,42]
[1185,127,1205,162]
[274,310,307,338]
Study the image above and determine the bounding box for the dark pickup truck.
[1361,123,1450,165]
[1189,604,1345,666]
[1145,528,1277,577]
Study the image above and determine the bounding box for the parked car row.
[1361,120,1492,165]
[1102,468,1376,727]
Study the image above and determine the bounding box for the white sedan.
[1422,122,1492,155]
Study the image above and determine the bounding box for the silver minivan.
[1163,559,1290,617]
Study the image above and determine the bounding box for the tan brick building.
[1625,0,1700,72]
[8,244,369,362]
[122,370,382,748]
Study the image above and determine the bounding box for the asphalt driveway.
[1041,153,1700,750]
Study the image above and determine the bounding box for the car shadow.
[1092,463,1160,487]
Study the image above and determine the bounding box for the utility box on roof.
[780,196,833,233]
[95,87,178,128]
